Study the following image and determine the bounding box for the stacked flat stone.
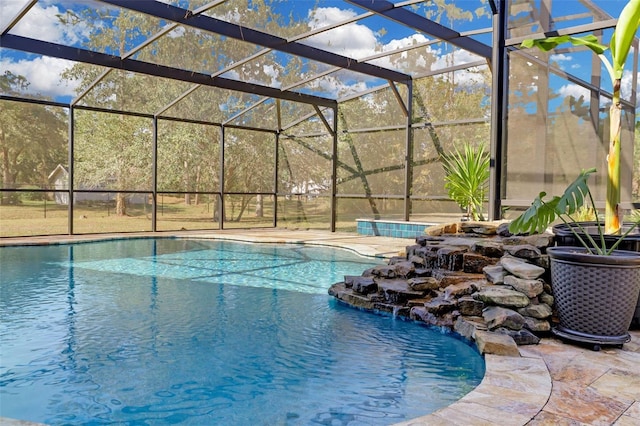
[328,221,556,357]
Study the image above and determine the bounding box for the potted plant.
[441,142,490,221]
[520,0,640,235]
[519,0,640,337]
[509,168,640,349]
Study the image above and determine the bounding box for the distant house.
[48,164,146,205]
[288,180,326,199]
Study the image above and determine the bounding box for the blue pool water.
[0,239,485,425]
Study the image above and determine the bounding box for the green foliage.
[521,34,607,55]
[610,0,640,79]
[509,168,595,235]
[572,205,599,222]
[441,143,490,220]
[627,209,640,222]
[1,76,67,206]
[521,0,640,84]
[509,168,640,255]
[520,0,640,235]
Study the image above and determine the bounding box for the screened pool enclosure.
[1,0,638,237]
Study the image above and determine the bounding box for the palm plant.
[521,0,640,235]
[442,143,490,221]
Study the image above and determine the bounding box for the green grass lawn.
[0,196,341,237]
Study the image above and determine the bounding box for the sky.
[0,0,638,108]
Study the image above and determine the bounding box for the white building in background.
[48,164,147,205]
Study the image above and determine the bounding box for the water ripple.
[1,239,484,425]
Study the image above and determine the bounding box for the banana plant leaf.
[509,168,596,235]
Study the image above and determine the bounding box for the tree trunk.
[235,195,252,221]
[605,79,622,234]
[1,148,19,205]
[256,194,263,217]
[115,192,127,216]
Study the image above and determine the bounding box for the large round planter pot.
[552,222,640,329]
[547,246,640,348]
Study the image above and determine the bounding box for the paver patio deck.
[1,229,639,425]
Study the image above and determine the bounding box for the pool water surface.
[0,239,485,425]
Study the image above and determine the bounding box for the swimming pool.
[0,238,485,425]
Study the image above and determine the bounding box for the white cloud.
[620,69,638,105]
[1,1,91,99]
[369,34,433,71]
[1,56,78,98]
[262,64,280,86]
[432,48,483,71]
[6,1,92,45]
[557,83,590,100]
[548,53,575,72]
[307,7,357,29]
[550,53,572,63]
[303,7,377,59]
[0,0,27,30]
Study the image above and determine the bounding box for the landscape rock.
[454,316,487,340]
[329,223,568,352]
[436,271,486,288]
[459,221,499,235]
[474,286,531,308]
[393,261,415,278]
[504,275,544,298]
[328,283,376,310]
[376,279,424,304]
[518,303,553,319]
[424,297,458,314]
[424,223,459,236]
[503,244,542,259]
[523,317,552,332]
[444,281,479,299]
[463,252,498,273]
[407,276,439,291]
[483,306,525,330]
[370,265,396,278]
[349,276,377,294]
[458,296,484,316]
[500,256,545,279]
[436,246,467,271]
[539,292,554,306]
[483,264,505,284]
[495,327,541,345]
[472,241,505,258]
[474,330,520,356]
[496,222,513,237]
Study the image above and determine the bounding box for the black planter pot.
[547,247,640,349]
[553,222,640,251]
[552,222,640,329]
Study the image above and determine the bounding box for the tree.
[0,71,67,205]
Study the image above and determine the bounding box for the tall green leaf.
[442,143,490,220]
[611,0,640,79]
[509,168,596,235]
